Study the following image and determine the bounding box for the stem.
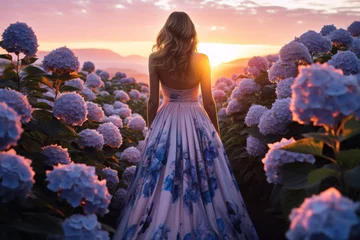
[16,54,20,91]
[54,80,60,99]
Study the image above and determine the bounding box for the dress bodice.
[161,83,199,102]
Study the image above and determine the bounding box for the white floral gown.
[114,83,259,240]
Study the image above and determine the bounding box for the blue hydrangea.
[117,147,141,163]
[329,28,353,48]
[113,101,128,109]
[46,163,111,216]
[348,21,360,37]
[246,136,266,157]
[119,77,136,84]
[0,88,33,123]
[290,63,360,127]
[350,38,360,58]
[230,78,261,100]
[258,99,291,135]
[81,87,96,101]
[1,22,38,57]
[0,149,35,203]
[328,50,360,75]
[245,56,269,78]
[129,89,140,100]
[102,167,119,193]
[114,90,130,102]
[261,138,315,184]
[102,104,115,116]
[64,78,85,92]
[82,61,95,73]
[226,99,245,115]
[115,72,126,79]
[86,102,104,122]
[62,214,110,240]
[217,107,227,121]
[42,47,80,75]
[268,60,299,83]
[95,69,103,75]
[276,77,295,99]
[286,187,360,240]
[0,102,23,151]
[245,105,268,127]
[271,98,292,123]
[320,24,336,36]
[110,188,127,209]
[122,165,136,186]
[115,107,132,118]
[77,129,104,150]
[53,92,87,126]
[279,41,312,64]
[128,116,146,131]
[102,115,123,128]
[97,122,123,148]
[99,71,110,81]
[42,144,71,166]
[299,30,332,54]
[85,73,103,89]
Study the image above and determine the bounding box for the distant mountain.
[212,57,250,81]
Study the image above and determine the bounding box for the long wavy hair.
[151,11,198,82]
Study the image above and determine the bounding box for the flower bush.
[97,123,123,148]
[0,102,23,151]
[42,144,71,166]
[43,46,80,75]
[53,92,88,126]
[0,88,33,123]
[82,61,95,73]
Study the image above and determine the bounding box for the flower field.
[0,20,360,240]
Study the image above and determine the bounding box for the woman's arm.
[147,54,160,128]
[200,54,220,136]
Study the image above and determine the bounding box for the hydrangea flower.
[329,28,353,48]
[103,104,115,116]
[137,140,146,152]
[81,87,97,101]
[115,72,126,79]
[98,91,110,97]
[42,47,79,75]
[53,92,87,126]
[102,167,119,192]
[1,22,38,57]
[217,107,227,120]
[350,38,360,58]
[97,122,122,148]
[141,86,149,93]
[246,136,266,157]
[77,129,104,150]
[102,115,123,128]
[117,147,141,163]
[0,149,35,203]
[122,165,137,186]
[276,77,295,99]
[113,101,128,109]
[46,163,111,215]
[320,24,336,36]
[286,188,360,240]
[245,56,269,78]
[266,54,279,63]
[279,41,312,64]
[85,73,103,89]
[95,69,103,75]
[119,77,136,84]
[226,99,244,115]
[99,71,110,81]
[348,21,360,37]
[291,63,360,127]
[128,116,146,131]
[82,61,95,73]
[64,78,85,92]
[212,89,227,102]
[0,88,33,123]
[86,102,104,122]
[245,105,268,127]
[0,102,23,151]
[114,90,130,102]
[63,214,110,240]
[261,138,315,184]
[129,89,140,100]
[299,30,332,54]
[215,77,234,88]
[328,50,360,75]
[115,107,132,118]
[42,144,71,166]
[214,82,230,92]
[231,78,261,100]
[268,60,299,83]
[110,188,127,209]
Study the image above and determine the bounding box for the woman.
[114,12,258,240]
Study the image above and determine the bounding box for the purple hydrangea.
[141,86,149,93]
[286,187,359,240]
[328,50,360,75]
[115,107,132,118]
[245,105,268,127]
[225,99,245,115]
[122,165,136,186]
[246,136,266,157]
[279,41,312,64]
[214,82,230,92]
[329,28,353,48]
[53,92,87,126]
[85,73,103,89]
[350,38,360,58]
[81,87,96,101]
[128,116,146,131]
[102,104,115,116]
[348,21,360,37]
[119,77,136,84]
[95,69,103,75]
[1,22,38,57]
[117,147,141,163]
[276,77,295,99]
[215,77,235,88]
[320,24,336,36]
[115,72,126,79]
[212,89,227,102]
[114,90,130,102]
[99,71,110,81]
[291,63,360,127]
[82,61,95,73]
[129,89,140,100]
[0,149,35,203]
[0,102,23,151]
[245,56,269,78]
[0,88,33,123]
[97,123,123,148]
[261,138,315,184]
[299,30,332,54]
[86,102,104,122]
[46,163,111,215]
[137,140,146,152]
[231,78,261,100]
[63,214,110,240]
[102,115,123,128]
[64,78,85,92]
[266,54,279,64]
[42,144,71,166]
[271,98,292,123]
[102,167,119,193]
[110,188,127,209]
[42,47,79,75]
[77,129,104,150]
[98,91,110,97]
[268,60,299,83]
[113,101,128,109]
[217,107,227,121]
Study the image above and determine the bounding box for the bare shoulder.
[192,52,209,61]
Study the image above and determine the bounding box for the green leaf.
[336,149,360,169]
[302,132,338,149]
[59,85,80,92]
[308,167,340,185]
[23,65,48,77]
[280,138,323,156]
[21,56,38,66]
[344,165,360,189]
[12,213,63,235]
[279,162,316,189]
[280,188,306,218]
[340,116,360,142]
[0,54,12,61]
[23,76,53,88]
[33,102,53,110]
